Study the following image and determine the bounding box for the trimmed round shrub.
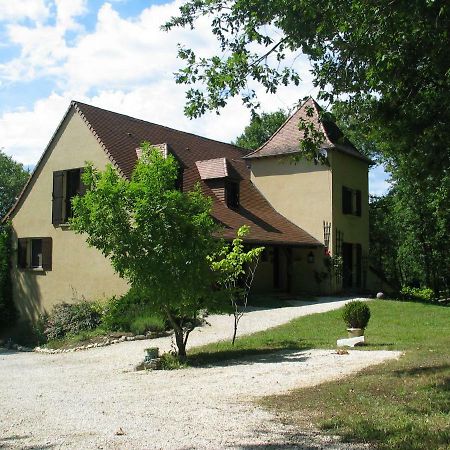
[342,301,371,329]
[44,301,102,341]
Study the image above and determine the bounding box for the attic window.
[52,168,86,226]
[226,181,240,209]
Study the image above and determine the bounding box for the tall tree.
[71,144,221,359]
[0,150,29,220]
[165,1,450,293]
[233,110,288,150]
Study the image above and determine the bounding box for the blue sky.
[0,0,390,195]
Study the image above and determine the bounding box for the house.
[4,98,372,322]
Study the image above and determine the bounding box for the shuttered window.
[52,168,86,225]
[17,237,52,271]
[342,186,362,217]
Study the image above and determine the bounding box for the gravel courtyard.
[0,297,401,449]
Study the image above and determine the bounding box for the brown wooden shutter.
[78,168,87,196]
[18,238,28,269]
[42,237,52,271]
[356,190,362,216]
[52,171,64,225]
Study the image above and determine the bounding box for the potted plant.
[342,301,371,338]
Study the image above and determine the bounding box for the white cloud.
[0,0,316,166]
[0,0,49,23]
[0,93,71,164]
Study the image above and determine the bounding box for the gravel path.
[0,297,401,449]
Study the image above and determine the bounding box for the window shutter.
[52,171,64,225]
[42,238,52,271]
[78,168,87,196]
[18,238,28,269]
[356,244,362,287]
[342,186,352,214]
[356,190,362,216]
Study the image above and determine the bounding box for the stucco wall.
[10,109,129,321]
[250,156,332,244]
[330,151,369,254]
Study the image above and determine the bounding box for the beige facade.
[7,98,371,322]
[250,150,369,294]
[9,109,128,321]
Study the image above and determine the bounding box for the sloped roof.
[5,101,320,247]
[245,98,373,164]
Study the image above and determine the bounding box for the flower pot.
[347,328,364,338]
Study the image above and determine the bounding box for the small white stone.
[376,292,384,299]
[337,336,365,347]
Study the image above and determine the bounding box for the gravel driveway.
[0,297,401,449]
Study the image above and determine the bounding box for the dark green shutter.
[356,190,362,216]
[42,238,52,271]
[342,186,352,214]
[52,171,64,225]
[356,244,362,288]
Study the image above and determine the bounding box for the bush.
[44,301,102,341]
[159,351,186,370]
[130,315,166,335]
[400,286,434,302]
[342,301,371,329]
[0,224,17,332]
[102,288,167,333]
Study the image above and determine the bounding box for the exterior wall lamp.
[307,251,315,264]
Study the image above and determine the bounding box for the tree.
[0,224,16,331]
[233,110,288,150]
[0,149,29,220]
[209,225,264,345]
[164,0,449,172]
[71,143,221,359]
[164,2,450,293]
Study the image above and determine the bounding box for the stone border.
[1,331,173,355]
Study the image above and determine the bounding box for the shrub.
[0,224,17,332]
[44,301,102,341]
[342,301,371,329]
[102,288,167,333]
[130,314,166,335]
[400,286,434,302]
[159,351,186,370]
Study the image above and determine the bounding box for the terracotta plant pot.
[347,328,364,338]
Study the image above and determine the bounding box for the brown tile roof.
[72,101,320,247]
[245,98,373,164]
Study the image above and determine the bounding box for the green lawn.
[189,300,450,450]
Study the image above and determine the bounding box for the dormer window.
[226,181,239,209]
[195,157,241,209]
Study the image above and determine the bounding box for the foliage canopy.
[71,143,221,357]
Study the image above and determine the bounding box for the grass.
[189,300,450,449]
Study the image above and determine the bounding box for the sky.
[0,0,390,195]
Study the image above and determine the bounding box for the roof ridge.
[245,97,319,159]
[71,101,125,178]
[72,100,249,156]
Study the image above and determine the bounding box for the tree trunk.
[164,307,187,360]
[232,313,238,346]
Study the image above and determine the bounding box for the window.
[342,186,361,216]
[18,237,52,270]
[226,181,240,209]
[52,168,86,225]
